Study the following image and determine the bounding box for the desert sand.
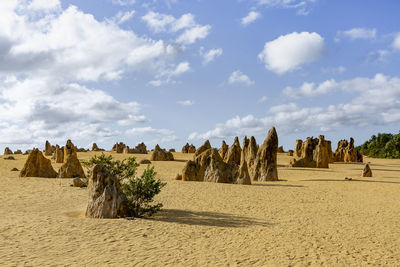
[1,151,400,266]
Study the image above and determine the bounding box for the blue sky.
[1,0,400,152]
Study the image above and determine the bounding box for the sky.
[1,0,400,153]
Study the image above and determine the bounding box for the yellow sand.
[1,151,400,266]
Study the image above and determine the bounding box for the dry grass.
[1,151,400,266]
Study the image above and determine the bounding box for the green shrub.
[83,153,165,217]
[357,132,400,158]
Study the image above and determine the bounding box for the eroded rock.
[19,148,57,178]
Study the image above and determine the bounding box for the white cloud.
[200,47,223,65]
[256,0,317,15]
[176,25,211,44]
[283,79,337,98]
[112,0,136,6]
[258,31,324,74]
[28,0,61,11]
[111,10,135,25]
[241,11,261,26]
[228,70,254,86]
[321,66,346,75]
[178,100,195,106]
[366,50,389,63]
[189,73,400,140]
[142,11,211,44]
[126,127,174,136]
[148,61,191,86]
[336,28,377,41]
[392,33,400,50]
[0,2,194,148]
[258,96,268,103]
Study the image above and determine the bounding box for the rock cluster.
[14,150,22,155]
[169,149,176,152]
[333,138,363,163]
[85,164,128,218]
[180,142,251,185]
[19,149,57,178]
[112,142,126,153]
[179,127,279,184]
[132,142,147,154]
[362,163,372,177]
[4,147,13,155]
[151,145,174,161]
[182,143,196,153]
[290,136,331,168]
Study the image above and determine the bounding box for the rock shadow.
[148,209,271,228]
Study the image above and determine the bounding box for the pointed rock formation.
[334,138,363,163]
[362,163,372,177]
[85,164,128,218]
[294,140,303,157]
[224,137,241,165]
[45,140,53,156]
[236,160,251,185]
[278,146,284,153]
[249,127,279,181]
[92,143,99,151]
[219,140,229,159]
[19,148,57,178]
[151,145,174,161]
[195,140,211,157]
[315,135,329,168]
[58,151,85,178]
[54,145,64,163]
[290,137,318,168]
[4,147,13,155]
[64,140,77,163]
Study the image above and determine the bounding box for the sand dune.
[1,152,400,266]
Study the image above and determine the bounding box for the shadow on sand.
[147,209,271,228]
[252,183,305,188]
[301,178,400,185]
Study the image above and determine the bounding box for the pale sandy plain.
[1,151,400,266]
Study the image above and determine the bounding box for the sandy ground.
[1,151,400,266]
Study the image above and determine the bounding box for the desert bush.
[83,153,165,217]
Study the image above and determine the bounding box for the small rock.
[11,168,19,171]
[72,177,87,188]
[140,159,151,164]
[4,156,15,160]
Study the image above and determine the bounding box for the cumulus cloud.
[321,66,346,75]
[199,47,223,65]
[189,73,400,140]
[142,11,211,44]
[177,100,195,106]
[228,70,254,86]
[241,11,261,26]
[0,1,193,149]
[283,79,337,98]
[336,28,377,41]
[258,32,325,74]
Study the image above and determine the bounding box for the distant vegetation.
[357,132,400,158]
